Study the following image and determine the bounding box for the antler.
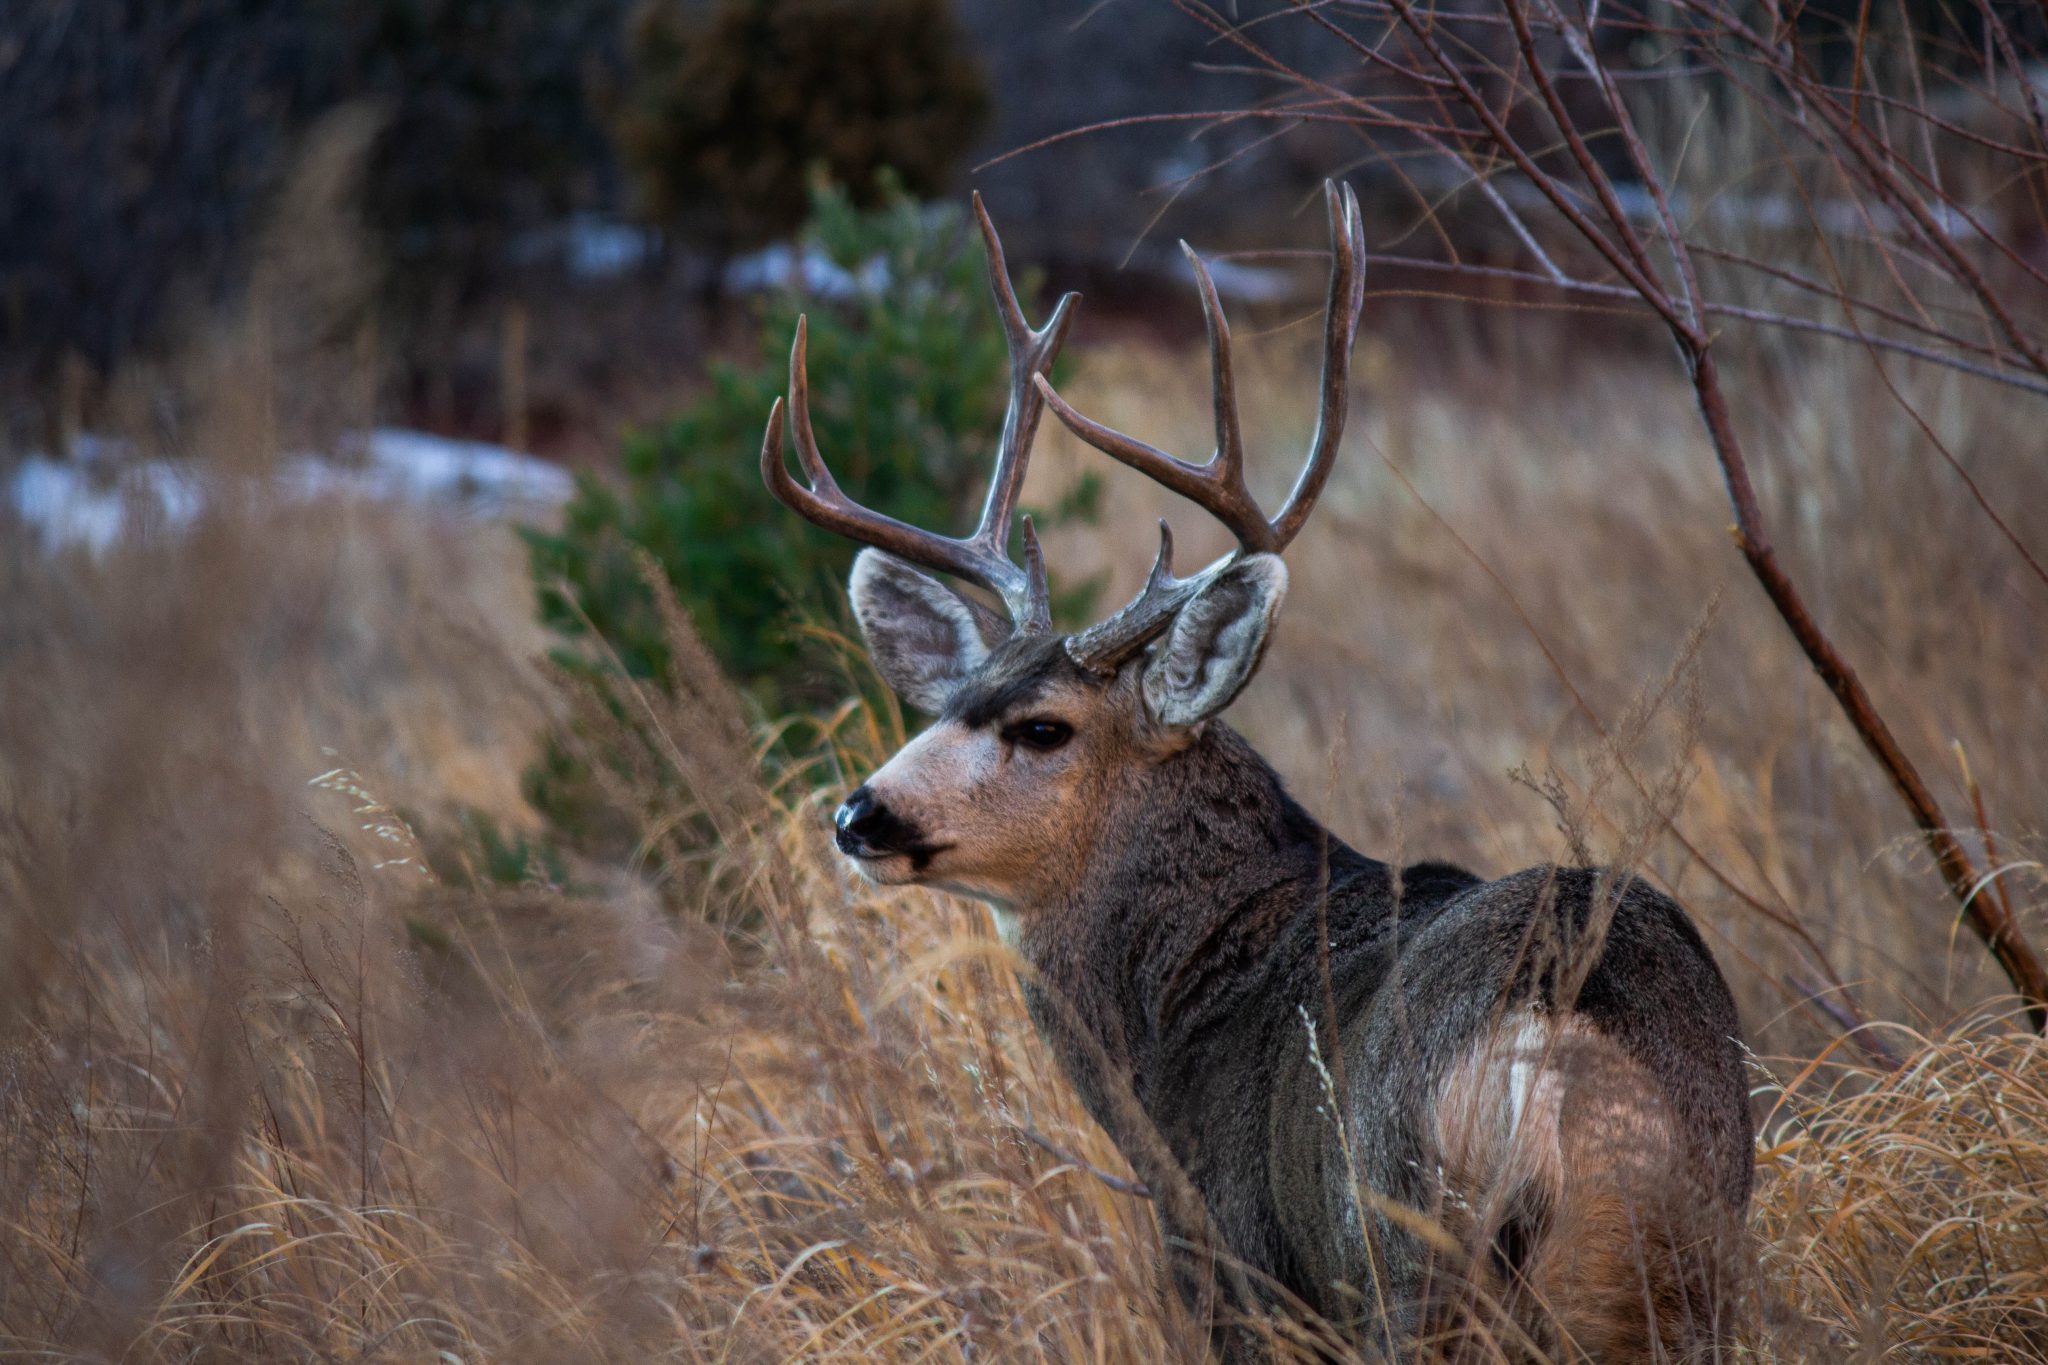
[761,193,1079,633]
[1040,180,1366,672]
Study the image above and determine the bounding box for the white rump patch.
[1432,1009,1673,1214]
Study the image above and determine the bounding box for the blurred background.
[0,0,1379,459]
[4,1,2048,1359]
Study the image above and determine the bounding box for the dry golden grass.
[3,306,2045,1360]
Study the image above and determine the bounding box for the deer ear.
[1142,555,1287,728]
[849,550,1007,713]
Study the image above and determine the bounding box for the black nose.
[836,784,902,857]
[835,785,930,860]
[837,786,884,842]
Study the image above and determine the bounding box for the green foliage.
[611,0,990,248]
[465,810,569,888]
[410,807,570,892]
[525,178,1097,712]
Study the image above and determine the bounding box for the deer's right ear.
[850,550,1006,713]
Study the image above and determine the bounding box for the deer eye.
[1005,718,1074,752]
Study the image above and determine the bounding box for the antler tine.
[1270,181,1366,551]
[969,192,1078,632]
[1063,520,1220,671]
[1034,372,1238,529]
[761,380,999,595]
[1018,514,1048,621]
[1032,245,1275,554]
[1183,242,1264,546]
[1055,179,1368,672]
[760,197,1079,633]
[783,316,839,497]
[1039,180,1365,560]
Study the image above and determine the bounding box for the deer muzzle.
[834,785,942,870]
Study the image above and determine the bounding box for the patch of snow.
[566,216,660,279]
[724,243,891,300]
[510,214,661,280]
[289,430,576,508]
[6,429,574,557]
[8,443,207,556]
[1180,253,1300,304]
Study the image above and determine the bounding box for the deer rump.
[1255,863,1751,1361]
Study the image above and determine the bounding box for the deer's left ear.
[1142,555,1287,728]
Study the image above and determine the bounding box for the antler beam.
[760,193,1078,633]
[1046,180,1367,671]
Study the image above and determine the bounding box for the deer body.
[862,634,1750,1355]
[764,185,1753,1357]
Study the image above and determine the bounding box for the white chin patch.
[845,852,914,886]
[984,903,1022,947]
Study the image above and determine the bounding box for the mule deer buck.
[761,184,1752,1360]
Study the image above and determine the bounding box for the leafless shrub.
[1068,0,2048,1023]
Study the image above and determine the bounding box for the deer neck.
[1014,724,1392,1131]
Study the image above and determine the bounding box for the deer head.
[761,184,1366,916]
